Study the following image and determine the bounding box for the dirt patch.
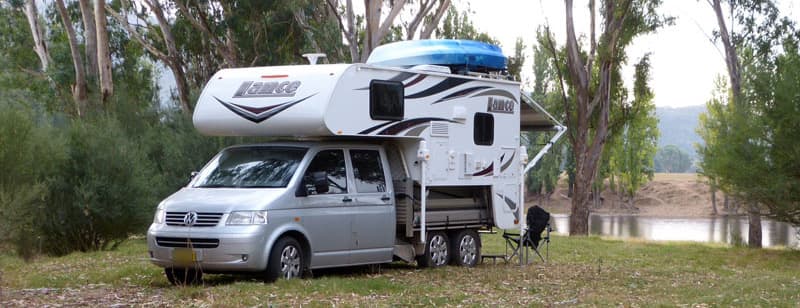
[1,284,173,307]
[532,173,721,217]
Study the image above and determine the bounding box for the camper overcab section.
[147,40,564,283]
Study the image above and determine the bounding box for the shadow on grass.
[170,262,421,287]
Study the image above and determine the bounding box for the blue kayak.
[366,39,506,72]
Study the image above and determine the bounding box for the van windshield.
[194,146,307,188]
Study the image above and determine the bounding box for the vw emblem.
[183,211,198,226]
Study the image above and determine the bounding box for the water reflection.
[551,214,799,248]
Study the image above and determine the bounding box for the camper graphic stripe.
[432,86,492,104]
[405,77,472,99]
[214,94,316,123]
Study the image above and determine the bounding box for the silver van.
[148,141,398,283]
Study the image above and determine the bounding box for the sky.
[464,0,799,108]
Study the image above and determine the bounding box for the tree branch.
[105,4,168,61]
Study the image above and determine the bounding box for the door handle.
[381,196,391,201]
[342,196,353,202]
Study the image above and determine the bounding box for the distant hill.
[656,105,705,161]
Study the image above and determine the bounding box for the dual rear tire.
[417,229,481,268]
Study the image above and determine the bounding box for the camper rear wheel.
[417,231,450,268]
[451,229,481,267]
[165,268,203,286]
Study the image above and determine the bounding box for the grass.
[1,234,799,306]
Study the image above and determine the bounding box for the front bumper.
[147,224,270,272]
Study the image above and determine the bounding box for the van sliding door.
[349,149,395,264]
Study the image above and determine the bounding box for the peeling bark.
[23,0,50,71]
[78,0,98,80]
[55,0,88,117]
[95,0,114,104]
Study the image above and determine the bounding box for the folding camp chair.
[502,205,551,264]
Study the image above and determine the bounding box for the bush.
[0,104,66,260]
[39,116,162,255]
[1,100,240,258]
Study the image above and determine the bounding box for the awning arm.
[520,92,567,174]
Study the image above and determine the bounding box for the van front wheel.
[265,236,304,282]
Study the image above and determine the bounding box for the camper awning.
[520,93,560,131]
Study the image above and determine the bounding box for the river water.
[550,214,799,248]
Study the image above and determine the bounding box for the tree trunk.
[55,0,88,117]
[710,182,718,215]
[362,0,380,62]
[569,177,591,235]
[23,0,49,71]
[170,62,193,114]
[748,202,762,248]
[567,171,575,197]
[344,0,359,62]
[723,194,730,212]
[419,0,450,39]
[95,0,114,104]
[78,0,98,81]
[106,1,193,115]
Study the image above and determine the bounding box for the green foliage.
[507,38,526,81]
[40,116,160,255]
[525,29,566,198]
[697,1,800,226]
[655,145,692,173]
[436,5,498,45]
[699,42,800,226]
[0,103,66,260]
[607,56,659,203]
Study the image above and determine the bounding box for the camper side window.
[370,80,404,120]
[350,150,387,193]
[474,113,494,146]
[302,150,348,195]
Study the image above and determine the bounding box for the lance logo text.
[233,80,302,98]
[486,97,514,114]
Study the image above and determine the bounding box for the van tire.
[417,231,449,268]
[265,236,305,282]
[451,229,480,267]
[165,268,202,286]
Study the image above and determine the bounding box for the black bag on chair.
[526,205,551,248]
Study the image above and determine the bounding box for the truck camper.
[147,39,565,284]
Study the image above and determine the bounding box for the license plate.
[172,248,198,264]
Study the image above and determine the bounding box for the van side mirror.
[311,171,329,194]
[188,171,199,183]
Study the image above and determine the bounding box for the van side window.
[350,150,387,193]
[474,112,494,146]
[303,150,348,194]
[370,80,404,120]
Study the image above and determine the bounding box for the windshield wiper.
[196,184,230,188]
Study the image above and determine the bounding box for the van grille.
[166,212,224,227]
[155,237,219,249]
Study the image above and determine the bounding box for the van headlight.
[227,211,269,225]
[153,209,166,224]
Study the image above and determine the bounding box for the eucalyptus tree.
[545,0,669,235]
